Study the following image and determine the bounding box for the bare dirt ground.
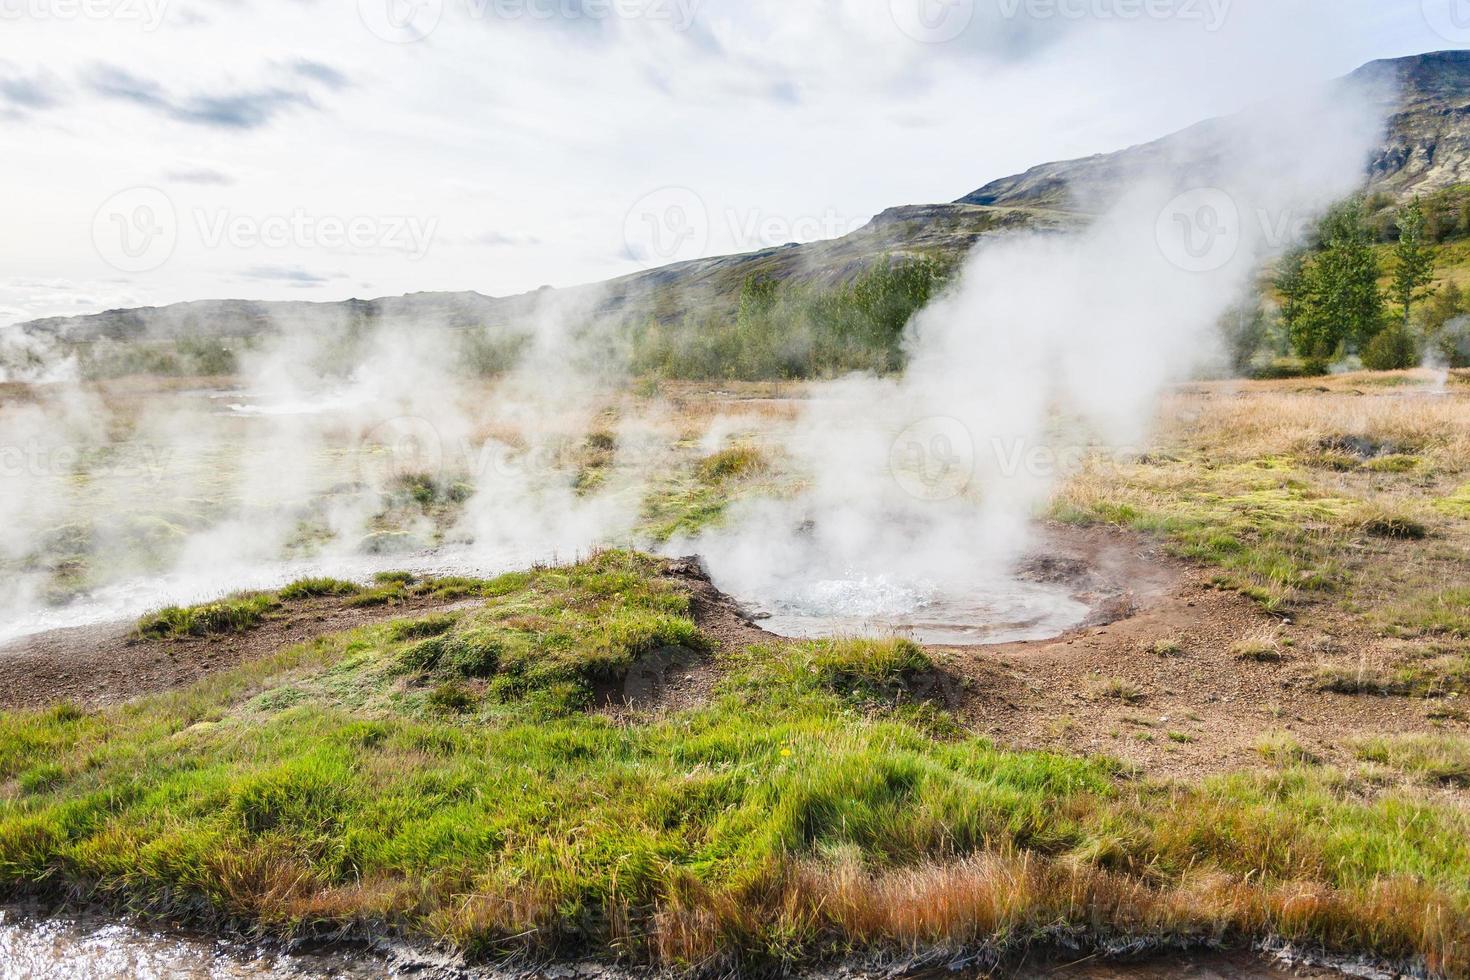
[0,593,480,712]
[943,525,1467,780]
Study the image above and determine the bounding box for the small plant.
[1233,630,1285,663]
[1088,675,1145,704]
[278,577,362,601]
[374,571,418,586]
[1149,637,1185,658]
[697,445,768,484]
[1167,731,1195,744]
[427,681,478,714]
[1255,729,1316,765]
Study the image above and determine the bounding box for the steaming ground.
[0,377,1119,649]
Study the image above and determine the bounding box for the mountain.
[961,50,1470,211]
[12,50,1470,353]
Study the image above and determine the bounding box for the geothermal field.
[4,5,1470,979]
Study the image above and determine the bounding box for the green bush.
[1362,325,1419,371]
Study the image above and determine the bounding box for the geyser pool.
[727,570,1093,645]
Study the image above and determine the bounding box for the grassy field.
[1,549,1469,973]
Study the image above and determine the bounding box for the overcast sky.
[0,0,1460,325]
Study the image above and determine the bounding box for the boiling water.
[734,571,1093,645]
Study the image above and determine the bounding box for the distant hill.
[12,50,1470,355]
[960,50,1470,211]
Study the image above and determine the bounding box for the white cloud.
[0,0,1451,324]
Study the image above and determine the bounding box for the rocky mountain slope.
[12,50,1470,350]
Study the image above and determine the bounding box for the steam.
[687,80,1388,618]
[0,73,1391,646]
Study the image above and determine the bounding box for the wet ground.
[0,908,1368,979]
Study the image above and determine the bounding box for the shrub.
[1361,325,1419,371]
[697,446,768,483]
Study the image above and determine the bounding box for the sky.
[0,0,1461,325]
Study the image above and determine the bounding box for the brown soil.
[0,593,480,713]
[940,524,1467,780]
[595,556,778,717]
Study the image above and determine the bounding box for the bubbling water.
[730,569,1092,645]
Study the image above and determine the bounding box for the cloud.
[0,68,66,113]
[85,64,316,130]
[290,58,350,90]
[164,167,236,186]
[238,264,342,287]
[467,231,543,247]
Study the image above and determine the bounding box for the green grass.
[640,444,781,543]
[7,552,1470,974]
[137,593,282,639]
[1356,734,1470,787]
[697,446,768,483]
[277,578,363,601]
[1381,588,1470,639]
[1052,458,1358,610]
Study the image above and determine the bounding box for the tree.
[1291,197,1384,363]
[1274,246,1310,340]
[1391,198,1436,329]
